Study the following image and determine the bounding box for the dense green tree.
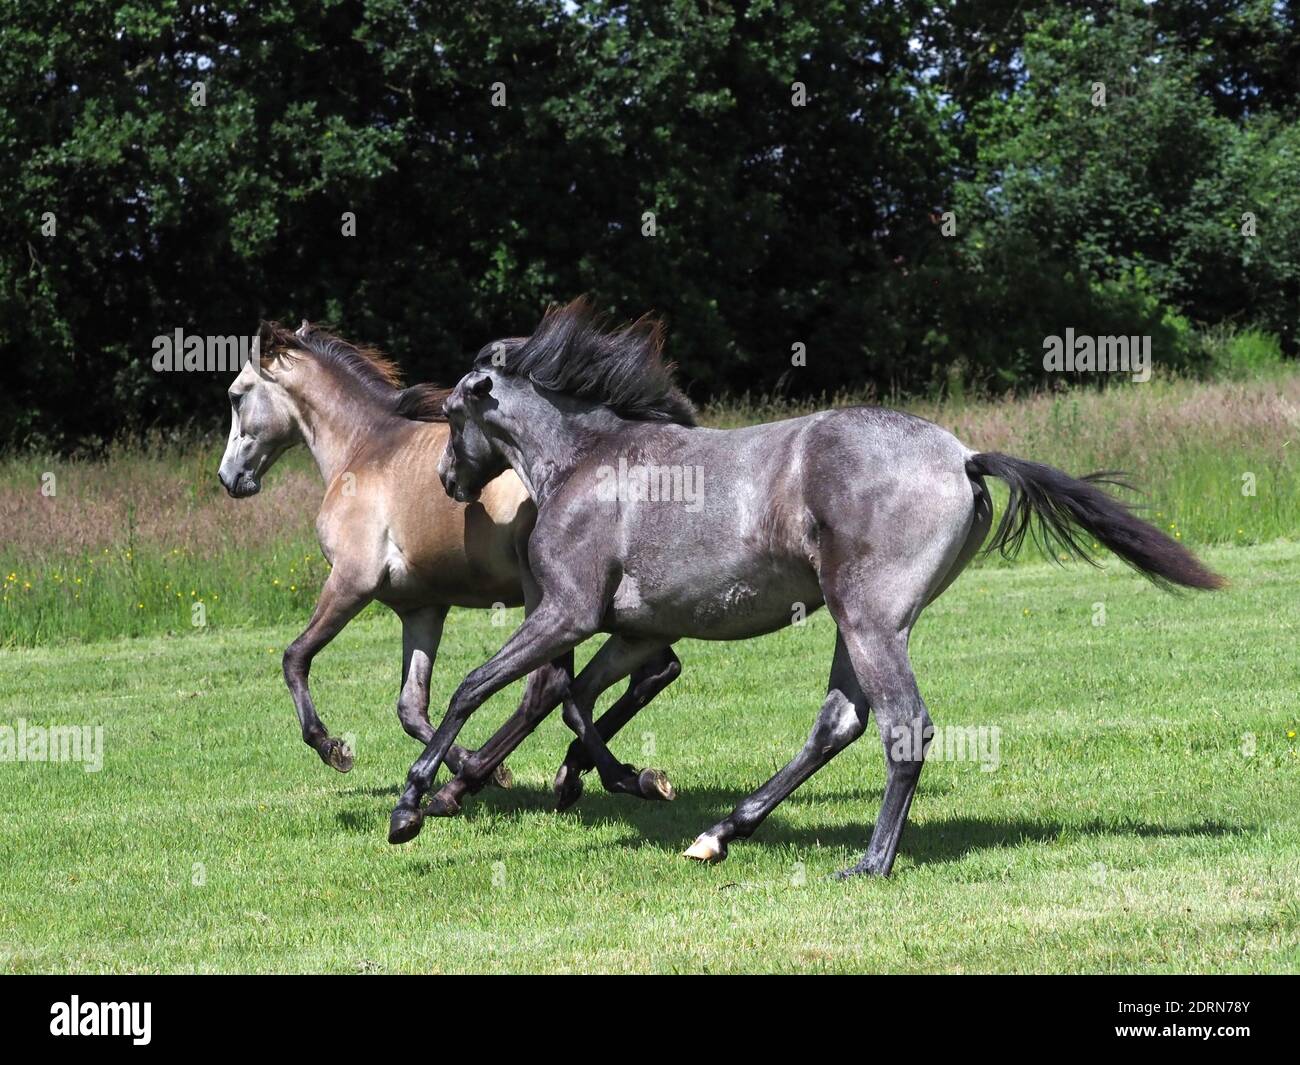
[0,0,1294,449]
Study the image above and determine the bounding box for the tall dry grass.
[1,373,1296,646]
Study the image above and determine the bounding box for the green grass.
[1,541,1296,973]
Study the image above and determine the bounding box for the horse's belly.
[607,565,824,641]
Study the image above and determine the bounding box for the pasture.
[1,373,1297,973]
[1,541,1296,973]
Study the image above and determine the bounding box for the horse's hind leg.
[284,572,370,772]
[558,637,678,802]
[684,633,867,863]
[553,646,682,810]
[822,491,974,877]
[830,622,930,877]
[395,605,510,789]
[685,479,975,871]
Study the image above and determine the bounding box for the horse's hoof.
[553,764,584,811]
[683,832,726,863]
[320,738,354,774]
[834,861,888,880]
[491,762,514,790]
[638,767,675,801]
[388,805,424,845]
[425,789,462,818]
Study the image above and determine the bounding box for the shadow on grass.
[333,777,1245,870]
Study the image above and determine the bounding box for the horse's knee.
[810,691,866,755]
[447,681,486,725]
[396,682,431,728]
[560,697,584,732]
[521,669,568,721]
[282,644,307,684]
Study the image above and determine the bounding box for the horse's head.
[438,367,509,504]
[217,323,306,498]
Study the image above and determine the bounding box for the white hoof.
[683,833,726,863]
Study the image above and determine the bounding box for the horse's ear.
[295,319,311,338]
[251,324,274,380]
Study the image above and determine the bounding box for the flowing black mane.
[475,298,696,426]
[260,320,449,421]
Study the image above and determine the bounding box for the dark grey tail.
[965,452,1225,591]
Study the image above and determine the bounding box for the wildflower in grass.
[1288,729,1296,740]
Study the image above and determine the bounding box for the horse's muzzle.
[443,471,479,504]
[219,470,260,498]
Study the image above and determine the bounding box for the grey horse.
[391,299,1223,878]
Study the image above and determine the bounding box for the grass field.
[2,372,1296,971]
[2,541,1297,973]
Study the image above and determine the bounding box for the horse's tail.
[964,452,1225,591]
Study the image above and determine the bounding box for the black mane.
[475,298,696,426]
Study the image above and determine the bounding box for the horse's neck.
[497,397,614,505]
[289,367,394,488]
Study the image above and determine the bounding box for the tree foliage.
[1,0,1295,449]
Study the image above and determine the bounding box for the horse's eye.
[230,392,243,409]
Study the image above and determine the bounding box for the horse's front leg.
[387,605,590,844]
[425,651,575,817]
[284,571,370,772]
[393,605,512,790]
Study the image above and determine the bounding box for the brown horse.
[216,321,682,800]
